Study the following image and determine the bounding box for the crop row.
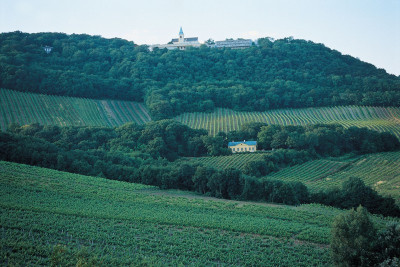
[174,106,400,138]
[186,152,271,171]
[0,161,347,265]
[0,88,151,131]
[266,152,400,203]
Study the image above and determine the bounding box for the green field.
[175,106,400,138]
[181,152,271,171]
[0,88,151,130]
[5,161,399,265]
[266,152,400,203]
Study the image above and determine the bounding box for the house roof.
[228,141,257,146]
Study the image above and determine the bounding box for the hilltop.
[1,31,399,119]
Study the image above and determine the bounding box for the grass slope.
[5,161,396,265]
[0,88,151,131]
[267,152,400,203]
[174,106,400,138]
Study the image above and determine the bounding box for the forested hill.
[1,31,399,119]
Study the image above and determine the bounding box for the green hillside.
[0,88,151,130]
[174,106,400,138]
[266,152,400,203]
[1,32,399,119]
[0,160,348,266]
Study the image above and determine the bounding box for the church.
[149,27,201,51]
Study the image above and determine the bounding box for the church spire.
[179,27,183,35]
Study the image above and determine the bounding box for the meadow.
[0,88,151,131]
[5,161,398,265]
[174,106,400,138]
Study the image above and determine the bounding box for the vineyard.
[266,151,400,203]
[174,106,400,138]
[182,152,271,170]
[185,151,400,204]
[0,88,151,131]
[4,161,398,265]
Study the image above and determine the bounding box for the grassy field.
[174,106,400,138]
[5,161,399,265]
[0,88,151,131]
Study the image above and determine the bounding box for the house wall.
[229,143,257,153]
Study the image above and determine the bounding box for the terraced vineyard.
[266,152,400,203]
[175,106,400,138]
[182,152,271,171]
[0,88,151,130]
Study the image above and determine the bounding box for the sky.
[1,0,399,76]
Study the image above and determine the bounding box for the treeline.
[1,32,400,118]
[1,121,400,217]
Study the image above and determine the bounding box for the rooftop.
[228,141,257,146]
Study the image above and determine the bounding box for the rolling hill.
[1,32,399,119]
[0,88,151,131]
[2,160,398,265]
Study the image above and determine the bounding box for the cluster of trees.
[1,122,400,217]
[228,122,400,156]
[312,177,400,217]
[331,206,400,266]
[1,32,400,119]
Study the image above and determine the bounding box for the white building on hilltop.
[150,27,201,51]
[213,39,253,49]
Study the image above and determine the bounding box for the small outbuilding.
[228,140,257,153]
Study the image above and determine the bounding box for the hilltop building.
[213,39,253,49]
[150,27,201,51]
[228,141,257,153]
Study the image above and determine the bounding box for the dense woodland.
[1,121,399,216]
[1,31,400,119]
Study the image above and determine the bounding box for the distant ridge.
[0,88,151,130]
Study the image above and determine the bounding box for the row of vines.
[175,106,400,138]
[0,88,151,131]
[0,161,347,265]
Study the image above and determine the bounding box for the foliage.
[1,32,400,119]
[331,207,400,266]
[1,122,400,215]
[331,206,377,266]
[312,177,400,217]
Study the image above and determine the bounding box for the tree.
[331,206,376,266]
